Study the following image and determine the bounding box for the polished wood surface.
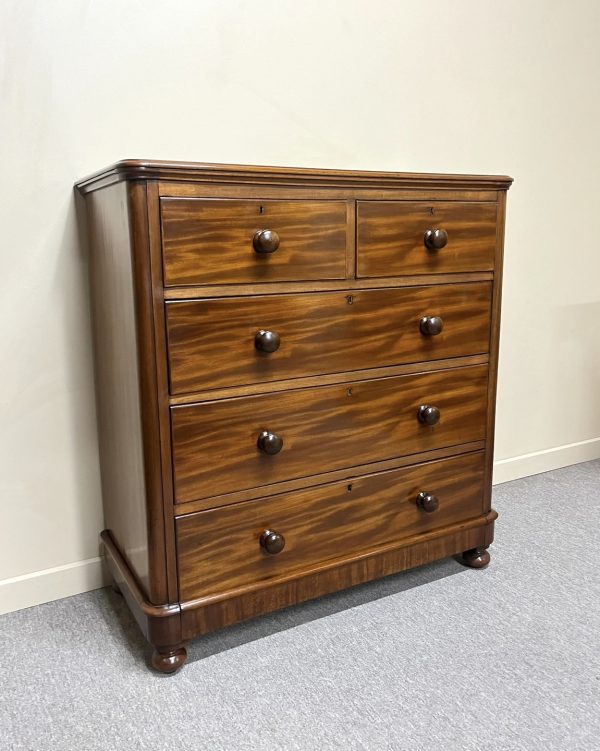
[84,183,151,596]
[163,272,494,300]
[101,531,186,673]
[424,227,449,251]
[76,160,513,194]
[169,355,489,407]
[151,647,188,674]
[176,452,485,600]
[77,160,510,672]
[171,364,488,503]
[416,491,439,513]
[100,532,183,651]
[174,441,486,515]
[166,282,492,394]
[462,546,491,568]
[259,529,286,555]
[161,198,348,286]
[357,201,497,277]
[181,512,496,636]
[145,182,179,602]
[483,195,506,512]
[159,182,501,207]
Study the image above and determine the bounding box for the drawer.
[357,201,497,277]
[171,364,488,503]
[160,198,348,286]
[166,282,492,394]
[176,451,486,599]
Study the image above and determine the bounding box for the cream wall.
[1,0,599,613]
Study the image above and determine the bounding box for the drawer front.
[176,452,485,599]
[161,198,348,286]
[357,201,497,277]
[166,282,492,394]
[171,364,488,503]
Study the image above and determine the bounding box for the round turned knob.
[424,228,448,250]
[255,329,281,353]
[253,229,280,253]
[257,430,283,455]
[260,529,285,555]
[416,491,439,513]
[417,404,440,425]
[420,315,444,336]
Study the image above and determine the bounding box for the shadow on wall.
[56,190,104,558]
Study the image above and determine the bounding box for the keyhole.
[347,388,353,396]
[346,295,353,305]
[428,206,435,215]
[347,484,353,492]
[258,205,264,214]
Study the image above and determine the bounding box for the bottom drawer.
[176,451,485,601]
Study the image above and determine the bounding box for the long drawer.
[357,201,497,277]
[176,451,486,600]
[171,364,488,503]
[166,282,492,394]
[161,198,348,286]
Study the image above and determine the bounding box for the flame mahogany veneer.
[76,160,511,673]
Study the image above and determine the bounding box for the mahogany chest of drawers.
[76,160,512,673]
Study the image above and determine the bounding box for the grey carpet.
[1,460,599,751]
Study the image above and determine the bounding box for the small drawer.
[166,282,492,394]
[160,198,348,286]
[176,451,485,600]
[357,201,497,277]
[171,364,488,503]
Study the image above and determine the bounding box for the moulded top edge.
[75,159,514,194]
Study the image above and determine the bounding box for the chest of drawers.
[76,160,511,673]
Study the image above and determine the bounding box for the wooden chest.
[76,161,512,673]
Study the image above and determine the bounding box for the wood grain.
[161,198,348,286]
[171,364,489,503]
[173,441,486,515]
[75,159,513,194]
[166,282,492,394]
[100,530,181,647]
[169,355,489,407]
[163,272,494,300]
[76,159,511,667]
[127,182,174,604]
[176,452,485,600]
[158,182,499,203]
[483,192,508,510]
[357,201,497,277]
[180,511,496,636]
[146,181,179,602]
[84,182,150,596]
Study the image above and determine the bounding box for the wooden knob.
[417,405,440,425]
[255,330,280,353]
[416,491,439,513]
[257,430,283,455]
[424,228,448,250]
[420,316,444,336]
[253,229,280,253]
[260,529,285,555]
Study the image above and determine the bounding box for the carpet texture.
[1,460,599,751]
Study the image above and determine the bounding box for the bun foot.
[462,547,491,569]
[151,646,188,674]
